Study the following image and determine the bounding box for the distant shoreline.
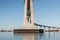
[0,30,60,32]
[0,30,13,32]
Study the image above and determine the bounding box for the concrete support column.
[44,27,46,32]
[53,28,55,32]
[48,27,50,32]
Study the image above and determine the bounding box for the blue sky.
[0,0,60,29]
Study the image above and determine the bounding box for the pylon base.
[14,29,44,33]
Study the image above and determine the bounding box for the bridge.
[34,23,60,32]
[14,0,60,33]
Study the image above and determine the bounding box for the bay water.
[0,32,60,40]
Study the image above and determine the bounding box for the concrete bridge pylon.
[23,0,35,29]
[14,0,44,33]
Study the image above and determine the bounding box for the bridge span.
[34,23,60,32]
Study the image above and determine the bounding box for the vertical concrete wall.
[30,0,34,28]
[23,0,35,29]
[23,0,28,28]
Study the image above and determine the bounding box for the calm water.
[0,32,60,40]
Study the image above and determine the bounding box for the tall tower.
[23,0,35,29]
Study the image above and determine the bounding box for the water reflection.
[0,32,59,40]
[14,32,60,40]
[14,33,23,40]
[22,33,35,40]
[14,33,44,40]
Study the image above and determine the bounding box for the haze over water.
[0,32,60,40]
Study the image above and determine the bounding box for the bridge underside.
[14,29,44,33]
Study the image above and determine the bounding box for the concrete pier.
[14,29,44,33]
